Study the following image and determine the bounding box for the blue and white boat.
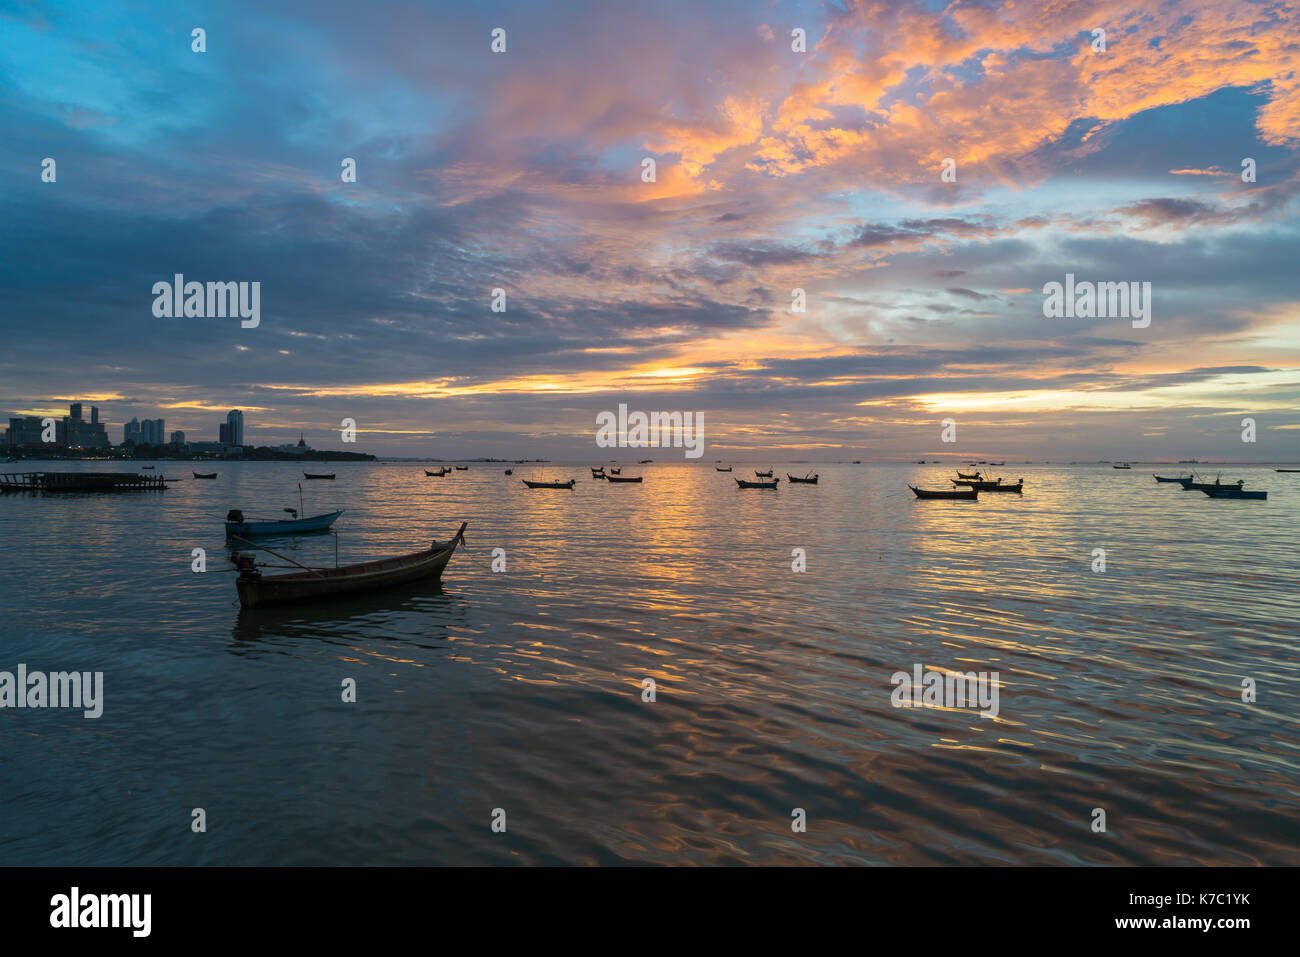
[225,508,344,537]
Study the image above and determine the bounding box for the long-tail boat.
[1274,468,1300,473]
[1153,474,1191,482]
[956,470,982,480]
[425,468,449,476]
[303,472,335,480]
[233,523,466,608]
[1178,475,1243,491]
[910,485,978,500]
[787,473,819,484]
[606,474,643,483]
[522,478,575,489]
[972,478,1023,492]
[754,469,773,477]
[193,471,218,479]
[225,507,344,537]
[737,477,779,489]
[1202,487,1267,500]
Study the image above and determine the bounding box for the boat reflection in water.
[230,576,469,654]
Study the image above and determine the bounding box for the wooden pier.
[0,471,170,493]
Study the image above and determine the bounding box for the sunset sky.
[2,0,1298,460]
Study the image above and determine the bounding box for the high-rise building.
[219,422,231,444]
[226,410,244,447]
[90,406,99,425]
[124,418,141,445]
[170,430,185,445]
[70,403,83,422]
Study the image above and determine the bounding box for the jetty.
[0,471,170,493]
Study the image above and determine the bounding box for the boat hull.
[605,475,642,483]
[236,528,463,608]
[226,509,344,537]
[522,479,575,489]
[910,485,978,500]
[1202,488,1267,500]
[737,478,779,489]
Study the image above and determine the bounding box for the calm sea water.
[1,460,1297,865]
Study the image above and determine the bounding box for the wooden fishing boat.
[736,477,779,489]
[522,478,575,489]
[715,466,732,472]
[754,469,773,477]
[1275,468,1300,473]
[304,472,335,480]
[1178,476,1243,491]
[1202,487,1267,500]
[980,481,1023,493]
[956,470,982,480]
[193,471,218,479]
[910,485,978,500]
[605,474,643,483]
[234,523,466,608]
[608,468,622,475]
[454,466,468,470]
[590,467,606,477]
[787,473,819,484]
[1113,463,1131,469]
[425,468,448,476]
[225,508,344,537]
[1153,474,1191,483]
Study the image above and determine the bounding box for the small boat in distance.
[193,471,218,479]
[1113,463,1131,469]
[737,477,779,489]
[608,468,622,475]
[910,485,978,500]
[638,459,652,464]
[425,468,449,476]
[988,461,1005,466]
[1153,474,1191,483]
[225,507,344,537]
[606,474,643,483]
[454,466,468,471]
[590,467,605,478]
[304,472,335,480]
[715,466,732,472]
[522,478,575,489]
[956,470,982,480]
[1202,487,1267,500]
[503,469,513,475]
[787,473,818,484]
[141,465,155,469]
[754,469,773,478]
[233,523,466,608]
[1275,468,1300,473]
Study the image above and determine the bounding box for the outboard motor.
[226,509,244,524]
[234,552,260,579]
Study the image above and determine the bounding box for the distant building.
[219,422,231,444]
[278,432,312,455]
[124,417,141,445]
[6,416,56,451]
[62,402,109,449]
[226,410,244,447]
[170,430,186,446]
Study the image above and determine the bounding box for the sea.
[1,460,1297,865]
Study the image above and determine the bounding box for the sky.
[1,0,1298,460]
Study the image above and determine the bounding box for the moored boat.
[304,472,335,480]
[910,485,978,500]
[522,478,575,489]
[1153,474,1191,483]
[504,468,513,475]
[972,478,1023,492]
[754,469,773,477]
[605,474,643,483]
[737,477,779,489]
[1113,463,1131,469]
[787,473,818,484]
[454,466,468,470]
[715,466,732,472]
[608,468,622,475]
[956,470,981,480]
[425,468,449,476]
[1178,476,1243,491]
[225,507,344,537]
[234,523,466,608]
[193,471,218,479]
[1202,487,1267,500]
